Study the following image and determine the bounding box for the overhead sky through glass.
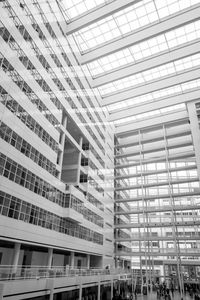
[71,0,200,52]
[86,20,200,77]
[63,0,112,20]
[65,0,200,127]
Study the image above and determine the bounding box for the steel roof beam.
[79,6,200,64]
[65,0,141,35]
[102,68,200,106]
[92,42,200,87]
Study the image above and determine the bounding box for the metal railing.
[0,265,117,281]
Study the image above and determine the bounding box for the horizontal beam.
[115,111,188,136]
[116,236,200,242]
[164,260,200,266]
[116,251,200,257]
[115,190,200,203]
[116,124,190,148]
[92,42,200,87]
[115,177,199,191]
[80,6,200,64]
[65,0,141,35]
[115,204,200,215]
[115,165,197,180]
[110,87,200,122]
[115,220,200,229]
[115,151,195,170]
[115,141,192,159]
[102,68,200,106]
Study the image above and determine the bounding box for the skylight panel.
[73,0,158,52]
[107,78,200,113]
[99,53,200,96]
[87,20,200,77]
[63,0,107,20]
[72,0,200,52]
[155,0,200,19]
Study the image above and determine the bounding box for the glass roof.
[87,20,200,77]
[72,0,200,52]
[63,0,112,21]
[63,0,200,127]
[98,53,200,96]
[107,78,200,112]
[114,104,186,126]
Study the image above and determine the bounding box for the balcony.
[0,265,113,281]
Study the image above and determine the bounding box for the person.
[171,283,174,298]
[159,284,163,297]
[157,288,161,299]
[134,288,137,299]
[166,288,171,300]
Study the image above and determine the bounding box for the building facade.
[0,0,122,299]
[0,0,200,299]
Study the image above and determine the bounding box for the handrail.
[0,265,131,281]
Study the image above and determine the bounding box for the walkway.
[135,291,195,300]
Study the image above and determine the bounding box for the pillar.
[86,254,90,269]
[12,243,21,274]
[70,251,75,268]
[111,280,113,300]
[46,278,54,300]
[79,283,82,300]
[47,248,53,268]
[98,281,101,300]
[76,137,83,183]
[122,260,125,269]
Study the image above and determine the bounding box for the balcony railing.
[0,266,114,281]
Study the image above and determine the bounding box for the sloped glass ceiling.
[63,0,115,20]
[87,20,200,77]
[71,0,200,52]
[64,0,200,127]
[98,53,200,96]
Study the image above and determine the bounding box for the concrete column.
[62,115,67,133]
[57,116,67,181]
[111,280,113,300]
[98,281,101,300]
[86,254,90,269]
[46,278,54,300]
[187,102,200,178]
[70,251,75,268]
[122,260,125,269]
[12,243,21,274]
[79,283,82,300]
[76,137,83,183]
[47,248,53,268]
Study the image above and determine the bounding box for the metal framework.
[64,0,200,290]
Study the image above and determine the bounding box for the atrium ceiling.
[63,0,200,135]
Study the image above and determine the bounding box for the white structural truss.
[64,0,200,290]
